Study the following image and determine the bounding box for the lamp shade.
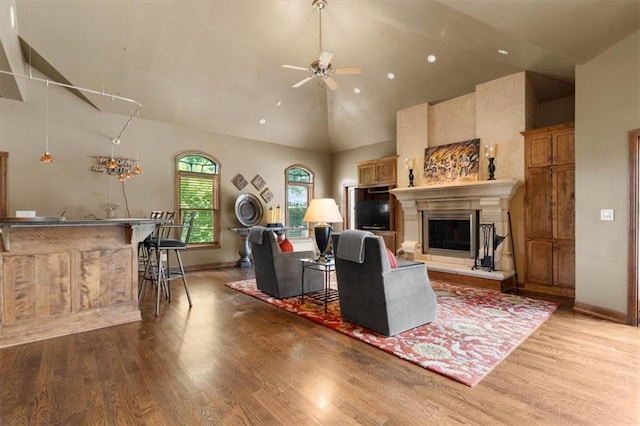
[302,198,343,224]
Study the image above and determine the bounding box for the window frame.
[285,165,314,239]
[174,150,221,249]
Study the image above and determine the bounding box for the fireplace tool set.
[473,223,507,272]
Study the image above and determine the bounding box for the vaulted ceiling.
[7,0,640,153]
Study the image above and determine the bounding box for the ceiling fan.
[282,0,362,91]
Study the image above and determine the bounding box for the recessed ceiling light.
[259,118,266,124]
[427,54,437,63]
[275,100,282,106]
[387,72,395,80]
[9,5,16,29]
[498,49,509,55]
[353,88,361,94]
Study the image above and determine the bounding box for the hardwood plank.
[0,267,638,425]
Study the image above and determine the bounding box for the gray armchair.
[249,226,324,299]
[332,230,437,336]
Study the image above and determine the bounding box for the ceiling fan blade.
[333,66,363,75]
[292,76,314,88]
[282,64,308,71]
[319,50,333,67]
[323,76,338,91]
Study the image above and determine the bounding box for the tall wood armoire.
[522,123,575,297]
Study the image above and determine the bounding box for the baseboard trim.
[184,261,238,272]
[573,302,626,324]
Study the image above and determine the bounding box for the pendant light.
[132,152,143,174]
[39,81,54,163]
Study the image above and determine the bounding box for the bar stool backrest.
[176,211,196,244]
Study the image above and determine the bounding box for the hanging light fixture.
[40,81,54,163]
[132,152,143,174]
[106,142,118,169]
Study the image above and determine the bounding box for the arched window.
[285,165,314,238]
[175,151,220,247]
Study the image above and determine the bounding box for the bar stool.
[139,211,176,305]
[141,211,195,316]
[138,211,167,272]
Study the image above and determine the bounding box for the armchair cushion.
[279,237,294,252]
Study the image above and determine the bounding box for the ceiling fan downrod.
[313,0,327,53]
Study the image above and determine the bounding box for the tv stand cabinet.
[355,156,400,253]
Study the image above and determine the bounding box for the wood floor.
[0,268,638,425]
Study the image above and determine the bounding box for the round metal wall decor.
[234,193,263,226]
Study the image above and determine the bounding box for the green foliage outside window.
[286,167,312,238]
[177,153,219,244]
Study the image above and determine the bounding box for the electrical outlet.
[600,209,615,221]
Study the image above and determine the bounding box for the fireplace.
[391,179,521,274]
[423,210,479,259]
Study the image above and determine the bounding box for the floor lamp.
[302,198,343,262]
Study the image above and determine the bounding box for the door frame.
[0,152,7,217]
[627,128,640,326]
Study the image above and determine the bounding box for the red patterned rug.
[225,279,558,387]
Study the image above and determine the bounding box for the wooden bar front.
[0,219,156,348]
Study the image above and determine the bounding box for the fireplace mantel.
[390,179,521,291]
[391,179,520,203]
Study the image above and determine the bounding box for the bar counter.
[0,218,158,348]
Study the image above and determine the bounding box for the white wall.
[575,30,640,314]
[0,70,332,267]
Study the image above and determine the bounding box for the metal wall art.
[260,188,274,203]
[252,174,266,191]
[232,173,248,190]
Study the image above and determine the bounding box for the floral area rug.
[225,279,558,387]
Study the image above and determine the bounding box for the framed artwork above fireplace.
[423,138,480,185]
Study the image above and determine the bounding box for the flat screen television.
[356,200,390,230]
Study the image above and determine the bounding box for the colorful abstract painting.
[424,138,480,184]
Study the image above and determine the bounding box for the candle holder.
[487,158,496,180]
[404,157,415,187]
[484,144,496,181]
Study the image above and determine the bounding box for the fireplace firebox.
[423,210,479,258]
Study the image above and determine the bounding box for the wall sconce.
[404,157,415,187]
[484,144,496,180]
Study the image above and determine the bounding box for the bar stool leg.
[175,250,192,307]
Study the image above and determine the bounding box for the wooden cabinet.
[354,156,399,252]
[357,156,397,187]
[522,123,575,297]
[373,230,396,255]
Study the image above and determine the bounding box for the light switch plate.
[600,209,615,221]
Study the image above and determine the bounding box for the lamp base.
[314,224,332,261]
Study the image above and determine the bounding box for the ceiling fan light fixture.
[353,88,361,94]
[387,72,395,80]
[282,0,362,91]
[498,49,509,55]
[427,54,437,63]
